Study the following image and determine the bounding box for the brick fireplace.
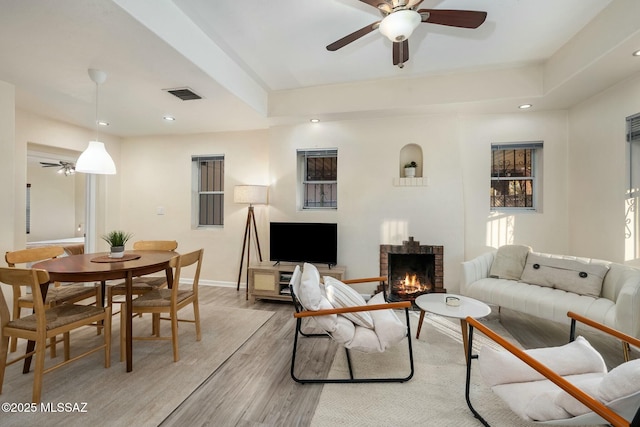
[380,237,445,302]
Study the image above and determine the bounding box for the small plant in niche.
[404,161,417,178]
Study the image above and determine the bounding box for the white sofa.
[460,246,640,339]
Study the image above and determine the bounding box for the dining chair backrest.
[169,249,203,297]
[5,246,65,267]
[5,247,64,296]
[133,240,178,251]
[0,268,50,326]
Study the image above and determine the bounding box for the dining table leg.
[125,270,133,372]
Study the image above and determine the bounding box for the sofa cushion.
[489,245,531,280]
[520,253,610,298]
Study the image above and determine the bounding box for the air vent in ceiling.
[164,87,202,101]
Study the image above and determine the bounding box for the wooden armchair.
[290,263,414,384]
[0,267,111,403]
[465,311,640,427]
[5,246,102,356]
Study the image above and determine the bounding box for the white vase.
[109,245,125,258]
[404,167,416,178]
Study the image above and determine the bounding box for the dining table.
[31,250,176,373]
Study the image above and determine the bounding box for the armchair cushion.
[367,292,406,350]
[599,359,640,403]
[324,276,374,329]
[299,263,323,310]
[480,336,606,387]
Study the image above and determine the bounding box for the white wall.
[268,115,466,293]
[460,111,571,260]
[10,72,640,294]
[0,81,17,258]
[14,109,122,251]
[26,161,78,241]
[568,73,640,263]
[119,130,269,286]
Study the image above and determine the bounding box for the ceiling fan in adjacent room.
[327,0,487,68]
[40,160,76,176]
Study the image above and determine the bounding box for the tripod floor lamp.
[235,185,269,299]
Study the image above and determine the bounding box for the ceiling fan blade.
[358,0,392,13]
[326,22,380,51]
[40,162,60,167]
[418,9,487,29]
[392,40,409,67]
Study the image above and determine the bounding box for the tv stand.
[248,262,346,303]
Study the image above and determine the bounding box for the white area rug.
[311,311,549,427]
[0,305,274,426]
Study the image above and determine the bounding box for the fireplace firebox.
[380,237,445,302]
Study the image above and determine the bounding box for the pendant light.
[76,68,116,175]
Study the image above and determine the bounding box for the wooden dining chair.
[105,240,178,311]
[121,249,203,362]
[5,246,102,357]
[0,267,111,403]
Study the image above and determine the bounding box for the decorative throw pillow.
[519,253,610,297]
[598,359,640,403]
[298,263,323,311]
[489,245,531,280]
[323,276,374,329]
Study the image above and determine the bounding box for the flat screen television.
[269,222,337,266]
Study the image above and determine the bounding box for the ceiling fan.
[40,160,76,176]
[327,0,487,68]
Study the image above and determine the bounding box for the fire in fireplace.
[379,237,445,302]
[387,253,434,302]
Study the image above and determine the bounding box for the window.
[627,113,640,197]
[298,149,337,209]
[490,142,542,210]
[192,155,224,226]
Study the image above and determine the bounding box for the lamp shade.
[234,185,268,205]
[75,141,117,175]
[378,10,421,42]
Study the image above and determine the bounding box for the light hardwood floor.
[160,286,637,426]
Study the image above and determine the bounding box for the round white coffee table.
[415,293,491,362]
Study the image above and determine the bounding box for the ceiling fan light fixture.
[379,10,421,42]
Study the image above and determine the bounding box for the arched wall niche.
[399,143,423,178]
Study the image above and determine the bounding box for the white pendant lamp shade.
[378,10,421,42]
[76,68,116,175]
[76,141,116,174]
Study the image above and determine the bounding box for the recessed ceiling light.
[163,116,176,121]
[519,104,532,109]
[97,120,109,126]
[310,118,320,123]
[633,50,640,57]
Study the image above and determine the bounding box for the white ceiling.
[2,0,638,138]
